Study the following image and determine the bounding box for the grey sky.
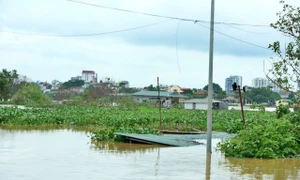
[0,0,299,89]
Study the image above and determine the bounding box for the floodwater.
[0,127,299,180]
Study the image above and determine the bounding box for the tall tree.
[12,83,52,106]
[0,69,19,101]
[267,1,300,97]
[203,83,223,94]
[244,87,281,105]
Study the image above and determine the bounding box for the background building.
[82,70,97,83]
[252,77,280,92]
[168,85,183,94]
[225,75,242,94]
[252,78,269,88]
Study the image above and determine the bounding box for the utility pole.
[157,77,162,131]
[237,85,245,125]
[207,0,215,153]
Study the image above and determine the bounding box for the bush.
[258,104,265,113]
[276,104,290,118]
[12,84,52,107]
[250,103,257,109]
[218,119,300,158]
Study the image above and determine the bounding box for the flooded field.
[0,127,299,180]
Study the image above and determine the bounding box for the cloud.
[0,0,299,89]
[0,0,288,56]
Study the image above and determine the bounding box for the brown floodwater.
[0,127,299,180]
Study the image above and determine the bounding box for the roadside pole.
[207,0,215,153]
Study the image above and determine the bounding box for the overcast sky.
[0,0,299,89]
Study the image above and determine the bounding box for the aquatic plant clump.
[0,106,269,133]
[218,119,300,158]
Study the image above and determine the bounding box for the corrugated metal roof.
[115,132,236,147]
[184,98,222,103]
[133,91,188,98]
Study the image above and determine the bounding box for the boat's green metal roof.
[132,91,188,98]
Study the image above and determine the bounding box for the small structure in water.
[115,132,236,147]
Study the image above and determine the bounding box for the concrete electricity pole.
[206,0,215,153]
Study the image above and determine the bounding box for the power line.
[196,23,270,50]
[175,21,182,73]
[67,0,197,23]
[67,0,270,27]
[0,20,171,37]
[223,23,276,34]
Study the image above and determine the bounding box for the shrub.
[276,104,290,118]
[218,119,300,158]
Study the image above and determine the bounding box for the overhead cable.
[196,23,270,50]
[0,20,171,37]
[223,23,276,34]
[67,0,270,27]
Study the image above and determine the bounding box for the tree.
[215,90,227,99]
[244,87,281,105]
[203,83,223,94]
[61,79,84,89]
[118,88,139,94]
[267,1,300,97]
[0,69,19,101]
[288,93,295,100]
[144,84,158,91]
[84,84,112,102]
[181,89,193,95]
[12,83,52,106]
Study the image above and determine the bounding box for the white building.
[184,99,228,110]
[82,70,97,83]
[225,75,242,94]
[252,77,280,92]
[252,78,269,88]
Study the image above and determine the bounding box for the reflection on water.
[206,152,212,180]
[155,148,160,176]
[221,157,300,180]
[90,141,166,154]
[0,126,299,180]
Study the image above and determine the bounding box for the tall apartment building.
[252,78,269,88]
[225,75,242,94]
[252,77,280,92]
[82,70,97,83]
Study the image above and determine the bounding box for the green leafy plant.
[218,119,300,158]
[276,104,290,118]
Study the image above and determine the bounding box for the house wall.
[135,96,151,103]
[168,85,183,93]
[135,96,171,107]
[82,71,95,83]
[184,103,208,110]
